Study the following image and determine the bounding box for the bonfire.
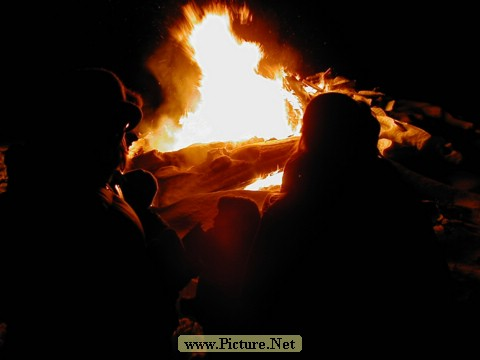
[1,2,478,301]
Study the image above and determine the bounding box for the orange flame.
[146,2,302,153]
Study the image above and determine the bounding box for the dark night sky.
[3,0,478,143]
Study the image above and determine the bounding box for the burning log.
[129,96,474,209]
[128,137,298,207]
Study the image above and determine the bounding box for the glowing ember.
[155,3,302,152]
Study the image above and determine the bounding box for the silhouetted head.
[300,92,380,162]
[121,169,158,211]
[51,68,142,136]
[29,68,144,189]
[212,195,261,253]
[214,196,260,232]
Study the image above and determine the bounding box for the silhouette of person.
[0,67,170,359]
[238,91,453,355]
[182,195,261,335]
[119,168,195,356]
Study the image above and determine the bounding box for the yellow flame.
[244,169,284,191]
[167,3,301,151]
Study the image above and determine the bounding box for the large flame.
[129,3,450,196]
[158,3,302,151]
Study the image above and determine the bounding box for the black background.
[3,0,478,143]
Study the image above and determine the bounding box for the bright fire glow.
[244,169,283,191]
[167,3,302,151]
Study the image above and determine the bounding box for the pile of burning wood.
[125,70,480,287]
[127,69,479,208]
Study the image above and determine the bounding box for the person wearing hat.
[0,68,169,358]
